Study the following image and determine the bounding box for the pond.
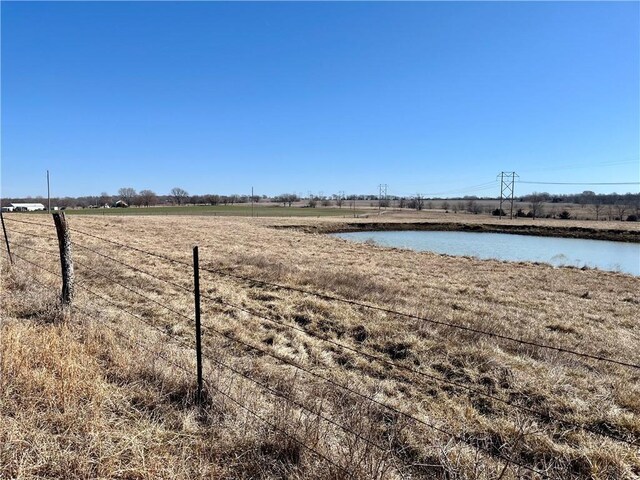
[332,230,640,276]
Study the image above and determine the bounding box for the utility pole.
[338,190,345,208]
[497,171,518,219]
[251,186,254,218]
[47,170,51,213]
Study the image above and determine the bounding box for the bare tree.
[132,195,145,207]
[204,194,220,205]
[466,199,480,214]
[139,190,157,207]
[442,201,450,211]
[591,202,603,221]
[171,187,189,205]
[528,192,546,219]
[606,204,614,221]
[411,195,423,211]
[118,187,137,206]
[615,202,629,221]
[99,192,111,207]
[275,193,298,207]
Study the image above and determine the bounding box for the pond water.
[332,231,640,276]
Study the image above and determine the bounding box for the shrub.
[492,208,505,217]
[558,210,571,220]
[627,214,638,222]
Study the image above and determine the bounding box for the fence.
[1,213,639,478]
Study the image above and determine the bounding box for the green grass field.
[27,205,366,217]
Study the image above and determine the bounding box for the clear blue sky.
[2,1,638,199]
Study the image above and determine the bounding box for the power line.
[516,158,639,175]
[395,181,498,198]
[518,181,639,186]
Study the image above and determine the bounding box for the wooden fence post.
[1,212,12,264]
[52,212,74,308]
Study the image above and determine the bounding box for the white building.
[10,203,46,212]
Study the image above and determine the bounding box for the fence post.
[193,246,203,405]
[1,212,12,264]
[52,212,74,308]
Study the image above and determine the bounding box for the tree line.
[2,188,638,220]
[1,187,267,209]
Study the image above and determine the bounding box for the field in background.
[27,205,367,217]
[1,214,639,479]
[8,197,638,222]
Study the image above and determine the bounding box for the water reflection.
[333,231,640,276]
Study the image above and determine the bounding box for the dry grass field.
[1,214,639,479]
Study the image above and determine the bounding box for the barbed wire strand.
[6,237,638,447]
[51,223,640,370]
[6,263,352,478]
[6,249,550,478]
[6,249,400,458]
[7,215,638,370]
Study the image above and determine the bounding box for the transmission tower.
[497,172,518,219]
[378,184,388,215]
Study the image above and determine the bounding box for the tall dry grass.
[1,214,639,479]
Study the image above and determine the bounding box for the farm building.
[9,203,46,212]
[114,200,129,208]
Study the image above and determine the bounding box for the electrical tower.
[497,172,518,219]
[378,184,388,215]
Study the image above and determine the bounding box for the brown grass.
[1,214,639,479]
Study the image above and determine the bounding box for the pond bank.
[277,221,640,243]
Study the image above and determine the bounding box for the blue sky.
[1,1,638,199]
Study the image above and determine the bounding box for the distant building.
[10,203,46,212]
[1,206,14,212]
[114,200,129,208]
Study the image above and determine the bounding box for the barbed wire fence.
[1,213,638,478]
